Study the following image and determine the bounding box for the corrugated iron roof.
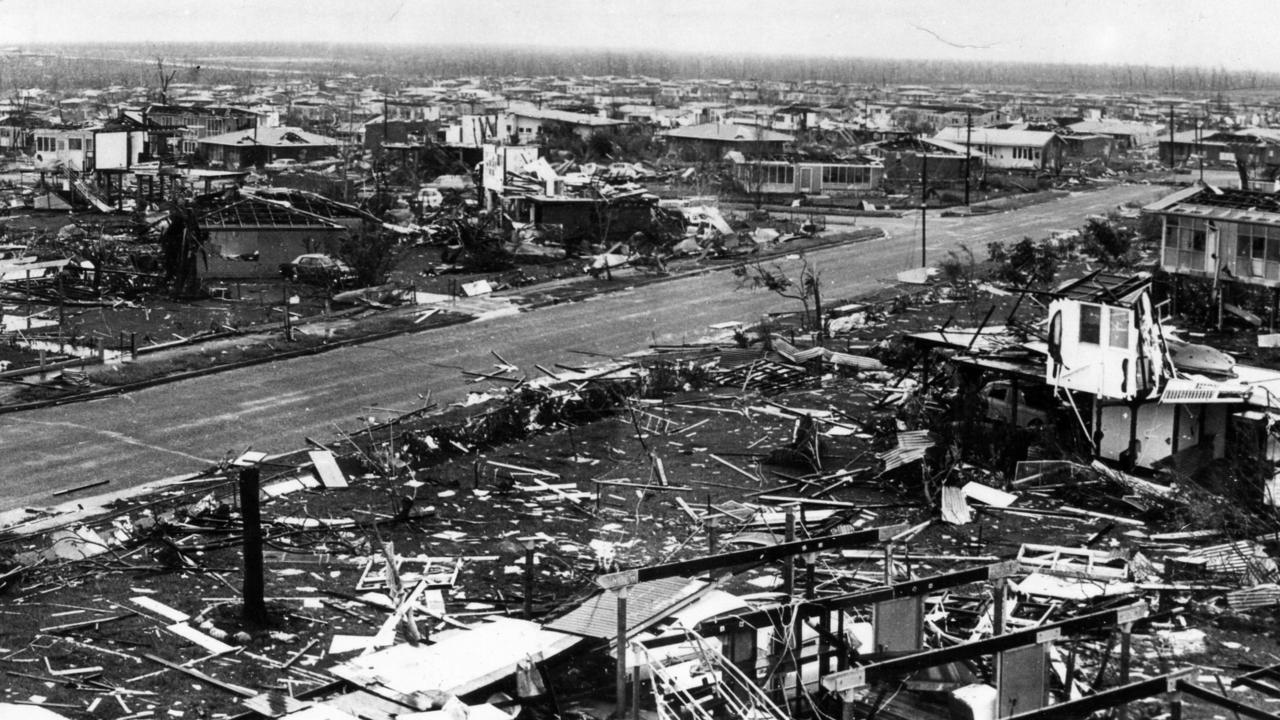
[200,196,343,230]
[545,577,706,639]
[719,348,766,369]
[663,123,795,143]
[934,126,1059,148]
[198,125,342,148]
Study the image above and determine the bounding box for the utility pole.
[964,111,972,205]
[920,150,928,267]
[1168,103,1176,169]
[1197,112,1204,182]
[381,91,389,200]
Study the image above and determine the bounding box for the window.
[68,138,82,151]
[1109,308,1130,348]
[1080,304,1101,344]
[1191,229,1206,252]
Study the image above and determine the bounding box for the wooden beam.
[1003,672,1190,720]
[597,523,907,590]
[822,602,1149,693]
[1179,680,1280,720]
[143,653,256,698]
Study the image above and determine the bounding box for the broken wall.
[1097,401,1226,469]
[1047,291,1164,401]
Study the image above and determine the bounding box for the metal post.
[993,578,1006,636]
[783,508,796,598]
[883,544,894,585]
[57,273,65,353]
[615,588,628,719]
[524,546,535,619]
[240,467,268,625]
[1118,625,1132,720]
[631,665,641,720]
[1119,625,1132,683]
[805,555,816,600]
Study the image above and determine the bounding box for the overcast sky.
[0,0,1273,73]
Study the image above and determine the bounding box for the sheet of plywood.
[167,622,235,654]
[309,450,349,489]
[132,596,191,623]
[331,617,579,699]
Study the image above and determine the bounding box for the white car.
[417,187,444,208]
[981,381,1053,428]
[264,158,300,172]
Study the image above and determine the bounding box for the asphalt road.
[0,184,1166,512]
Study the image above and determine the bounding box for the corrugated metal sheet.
[826,351,884,371]
[546,577,706,639]
[877,430,935,470]
[896,430,935,449]
[877,445,927,471]
[1184,540,1278,582]
[718,348,766,369]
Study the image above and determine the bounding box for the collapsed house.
[909,269,1280,500]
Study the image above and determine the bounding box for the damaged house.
[866,136,985,191]
[660,122,795,160]
[1147,184,1280,288]
[196,191,348,278]
[197,126,343,169]
[932,126,1065,173]
[914,272,1266,474]
[727,151,884,198]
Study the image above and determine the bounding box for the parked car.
[980,380,1054,428]
[279,254,357,287]
[416,187,444,209]
[264,158,299,172]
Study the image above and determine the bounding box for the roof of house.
[146,104,260,118]
[1067,120,1163,137]
[197,126,341,148]
[199,196,344,230]
[934,126,1060,148]
[246,187,381,223]
[1144,184,1280,222]
[871,136,987,158]
[1204,128,1280,145]
[662,122,795,143]
[1052,270,1152,305]
[505,107,625,127]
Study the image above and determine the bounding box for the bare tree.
[155,57,177,105]
[733,254,824,340]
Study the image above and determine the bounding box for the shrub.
[1079,217,1137,268]
[986,237,1061,288]
[937,244,976,291]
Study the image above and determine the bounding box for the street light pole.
[964,111,972,206]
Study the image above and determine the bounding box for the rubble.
[6,54,1280,720]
